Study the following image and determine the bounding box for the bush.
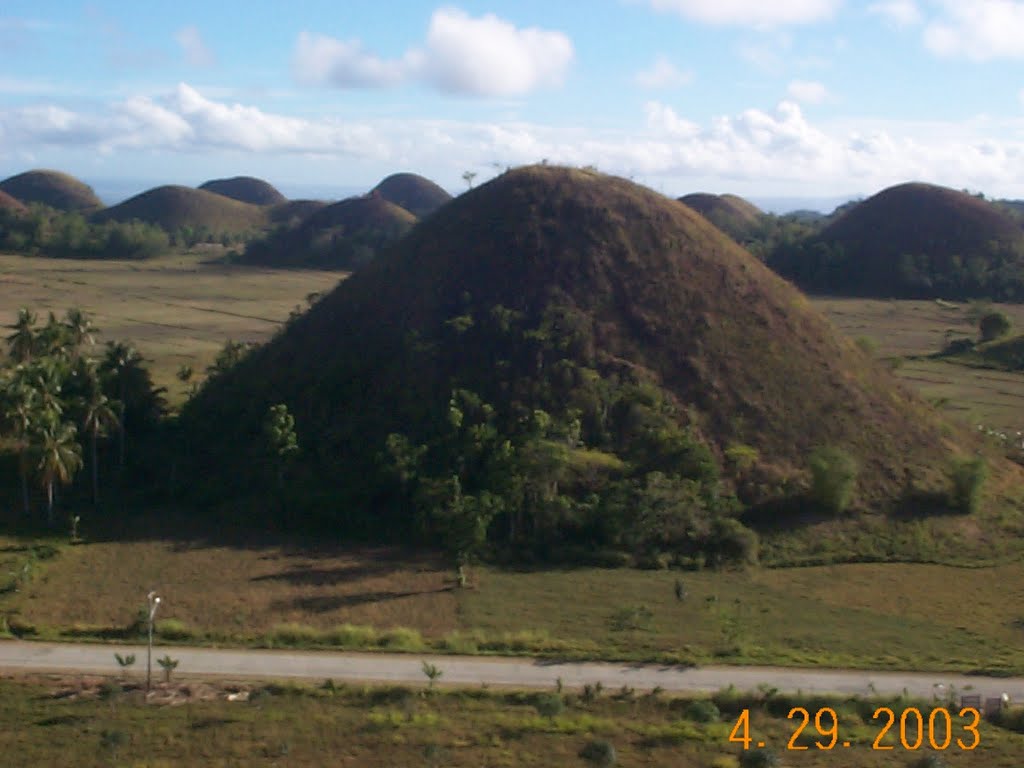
[156,618,192,641]
[683,698,720,723]
[706,517,759,567]
[808,446,858,515]
[269,622,321,645]
[980,311,1012,342]
[947,456,987,513]
[579,739,617,767]
[739,748,779,768]
[909,755,946,768]
[535,693,565,719]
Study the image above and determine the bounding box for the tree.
[6,308,37,362]
[263,403,300,506]
[79,368,120,510]
[34,415,83,527]
[979,311,1012,342]
[0,376,37,516]
[62,308,96,358]
[461,171,477,190]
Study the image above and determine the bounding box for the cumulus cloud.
[175,26,216,68]
[923,0,1024,59]
[644,0,841,26]
[4,83,1024,196]
[867,0,922,26]
[786,79,830,103]
[292,8,573,97]
[635,56,694,89]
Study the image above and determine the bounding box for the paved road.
[1,640,1023,702]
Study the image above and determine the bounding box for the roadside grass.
[8,535,1024,673]
[812,297,1024,436]
[1,675,1021,768]
[0,251,344,406]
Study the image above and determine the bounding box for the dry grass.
[0,252,344,405]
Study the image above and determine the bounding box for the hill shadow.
[273,586,454,614]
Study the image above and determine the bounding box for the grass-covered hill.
[267,199,329,227]
[198,176,287,206]
[372,172,452,218]
[770,182,1024,300]
[678,192,765,243]
[92,185,268,235]
[178,165,1001,562]
[0,170,103,213]
[0,189,27,215]
[240,194,417,268]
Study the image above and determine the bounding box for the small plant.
[556,677,564,694]
[948,456,987,513]
[684,698,720,723]
[113,652,136,678]
[808,446,858,515]
[535,693,565,720]
[739,747,779,768]
[100,729,127,754]
[909,755,947,768]
[979,311,1011,342]
[609,604,654,632]
[579,738,617,767]
[156,654,179,683]
[422,660,443,691]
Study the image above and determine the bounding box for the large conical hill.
[181,166,998,549]
[198,176,287,206]
[92,185,268,233]
[372,172,452,217]
[770,182,1024,299]
[0,169,103,212]
[678,192,765,243]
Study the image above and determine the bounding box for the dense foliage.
[0,205,169,260]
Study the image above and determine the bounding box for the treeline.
[0,308,165,528]
[0,206,170,260]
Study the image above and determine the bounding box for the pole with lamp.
[146,591,160,692]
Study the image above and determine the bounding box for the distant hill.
[678,192,765,243]
[770,182,1024,300]
[0,189,27,215]
[199,176,287,206]
[179,165,994,558]
[0,170,103,213]
[241,194,416,268]
[372,173,452,218]
[268,199,329,227]
[92,185,268,235]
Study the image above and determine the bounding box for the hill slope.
[0,189,27,215]
[770,182,1024,299]
[92,185,268,234]
[241,194,416,268]
[180,166,1001,556]
[199,176,287,206]
[0,170,103,212]
[678,193,765,243]
[372,173,452,217]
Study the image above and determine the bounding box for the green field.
[0,251,344,405]
[0,675,1020,767]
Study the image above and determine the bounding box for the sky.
[2,0,1024,209]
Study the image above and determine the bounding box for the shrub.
[325,623,378,648]
[535,693,565,719]
[808,446,858,515]
[706,517,759,567]
[947,456,987,514]
[979,311,1012,342]
[579,738,617,767]
[909,755,946,768]
[739,748,779,768]
[683,698,720,723]
[378,627,425,651]
[156,619,192,641]
[269,622,321,645]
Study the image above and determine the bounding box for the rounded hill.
[0,189,27,215]
[199,176,287,206]
[181,166,998,558]
[92,185,268,234]
[678,192,765,243]
[241,194,416,268]
[770,182,1024,299]
[268,199,329,227]
[0,170,103,212]
[372,173,452,217]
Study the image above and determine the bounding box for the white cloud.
[867,0,922,26]
[645,0,841,26]
[787,79,830,103]
[924,0,1024,59]
[175,26,216,68]
[292,8,573,97]
[635,56,694,89]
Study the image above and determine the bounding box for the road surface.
[1,640,1022,702]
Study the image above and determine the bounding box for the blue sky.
[2,1,1023,207]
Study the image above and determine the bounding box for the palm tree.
[6,308,37,362]
[35,311,68,359]
[0,376,37,516]
[62,308,96,359]
[101,342,140,471]
[79,363,119,509]
[35,416,83,527]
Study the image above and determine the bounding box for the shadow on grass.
[36,714,90,727]
[250,558,405,585]
[275,586,455,614]
[889,489,961,520]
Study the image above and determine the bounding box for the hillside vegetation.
[198,176,287,206]
[771,182,1024,299]
[0,170,103,213]
[0,190,27,215]
[178,166,1011,568]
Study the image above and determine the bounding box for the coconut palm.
[62,308,96,358]
[100,341,140,471]
[79,370,119,509]
[0,376,37,516]
[35,311,69,359]
[34,415,83,527]
[6,308,37,362]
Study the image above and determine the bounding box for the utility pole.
[146,591,160,692]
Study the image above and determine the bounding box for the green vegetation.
[0,204,170,260]
[947,457,987,514]
[808,446,858,515]
[980,311,1012,341]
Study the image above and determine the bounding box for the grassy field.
[1,675,1021,767]
[0,251,344,405]
[813,297,1024,435]
[6,531,1024,674]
